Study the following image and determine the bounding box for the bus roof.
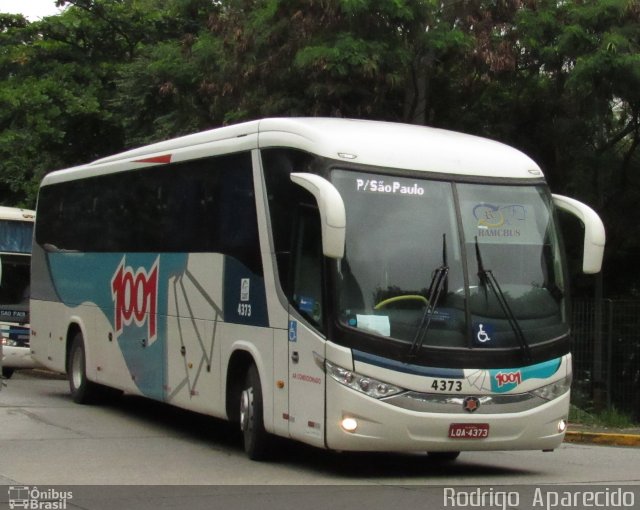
[41,118,543,185]
[0,206,35,221]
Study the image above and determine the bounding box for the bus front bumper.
[325,378,569,453]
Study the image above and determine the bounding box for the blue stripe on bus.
[354,349,563,387]
[352,349,466,379]
[46,252,269,399]
[48,252,188,400]
[489,357,562,393]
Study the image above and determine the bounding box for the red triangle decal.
[135,154,172,164]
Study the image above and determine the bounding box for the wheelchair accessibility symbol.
[288,320,298,342]
[474,323,493,344]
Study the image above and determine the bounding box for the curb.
[564,431,640,447]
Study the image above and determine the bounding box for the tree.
[511,0,640,296]
[0,0,179,205]
[1,0,639,295]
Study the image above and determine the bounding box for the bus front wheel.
[239,364,270,460]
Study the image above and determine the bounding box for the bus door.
[286,205,326,447]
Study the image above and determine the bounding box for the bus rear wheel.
[68,332,101,404]
[239,364,270,460]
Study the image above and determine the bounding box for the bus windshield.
[0,220,33,254]
[0,219,33,324]
[332,169,568,353]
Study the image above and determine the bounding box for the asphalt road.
[1,370,639,509]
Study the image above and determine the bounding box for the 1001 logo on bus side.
[111,257,159,343]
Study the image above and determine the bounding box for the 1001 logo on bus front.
[111,257,159,343]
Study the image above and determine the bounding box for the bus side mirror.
[552,194,605,274]
[290,173,346,259]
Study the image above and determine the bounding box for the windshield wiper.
[474,237,532,363]
[408,234,449,358]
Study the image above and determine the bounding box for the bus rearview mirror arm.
[290,173,346,259]
[552,194,605,274]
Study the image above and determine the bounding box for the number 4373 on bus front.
[431,379,463,392]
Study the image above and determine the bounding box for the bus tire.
[2,367,15,379]
[68,332,101,404]
[239,364,270,460]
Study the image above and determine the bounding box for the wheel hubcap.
[71,348,83,390]
[240,389,251,432]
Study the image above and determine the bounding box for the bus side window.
[291,205,324,331]
[261,147,326,330]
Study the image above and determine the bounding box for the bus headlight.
[341,417,359,432]
[531,373,572,401]
[324,359,404,399]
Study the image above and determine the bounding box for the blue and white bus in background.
[30,118,605,459]
[0,206,35,379]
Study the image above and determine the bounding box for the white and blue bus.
[0,206,35,379]
[31,118,605,459]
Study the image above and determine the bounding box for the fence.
[571,300,640,422]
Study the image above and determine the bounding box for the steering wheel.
[374,294,429,310]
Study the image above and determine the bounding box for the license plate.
[448,423,490,439]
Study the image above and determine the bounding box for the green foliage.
[570,404,637,428]
[0,0,639,296]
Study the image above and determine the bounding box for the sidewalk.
[565,423,640,447]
